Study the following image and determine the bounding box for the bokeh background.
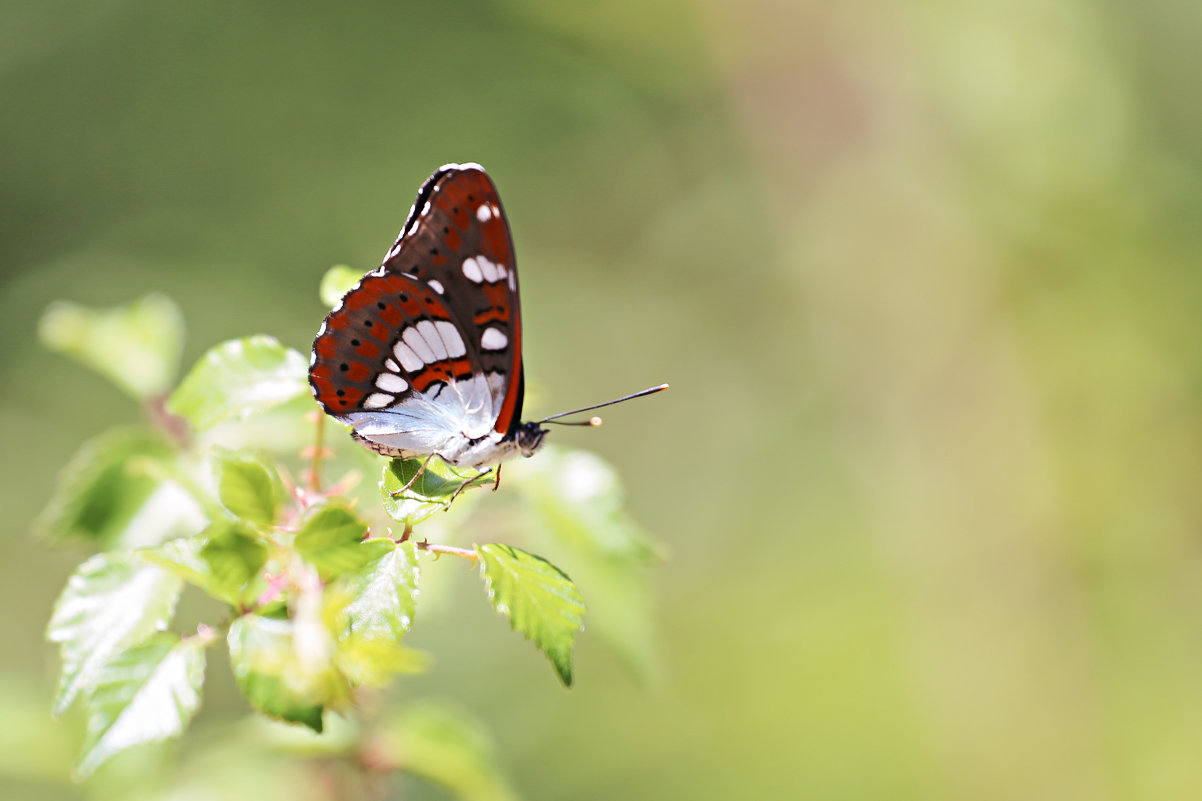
[4,1,1202,798]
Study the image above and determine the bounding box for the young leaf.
[74,633,206,779]
[33,427,204,548]
[228,614,345,732]
[47,553,183,714]
[319,265,363,308]
[476,544,586,687]
[380,458,490,524]
[294,505,375,580]
[167,336,308,431]
[214,450,281,526]
[38,294,183,400]
[380,701,520,801]
[338,540,420,642]
[144,525,267,606]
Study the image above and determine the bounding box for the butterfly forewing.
[309,163,525,461]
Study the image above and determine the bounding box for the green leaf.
[38,293,183,400]
[294,505,376,580]
[228,614,346,732]
[319,265,363,308]
[214,450,281,526]
[47,553,183,714]
[382,701,520,801]
[476,544,585,687]
[339,541,420,642]
[380,458,491,524]
[143,525,267,606]
[74,633,206,779]
[33,427,204,548]
[167,336,308,431]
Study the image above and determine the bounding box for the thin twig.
[417,541,478,562]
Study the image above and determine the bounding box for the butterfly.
[308,162,666,483]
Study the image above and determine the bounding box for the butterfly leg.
[389,453,437,498]
[492,463,503,492]
[446,468,492,506]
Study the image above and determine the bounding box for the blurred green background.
[4,0,1202,798]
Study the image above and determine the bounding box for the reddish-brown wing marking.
[309,271,472,414]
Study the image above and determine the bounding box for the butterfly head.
[515,421,549,457]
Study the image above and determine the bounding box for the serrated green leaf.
[383,701,520,801]
[47,553,183,714]
[319,265,363,308]
[144,525,267,606]
[228,614,346,732]
[33,427,204,548]
[74,633,206,778]
[38,294,183,400]
[339,541,419,642]
[476,544,585,687]
[380,458,491,524]
[293,505,377,580]
[167,336,307,431]
[214,451,281,526]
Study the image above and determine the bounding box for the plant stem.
[418,542,478,562]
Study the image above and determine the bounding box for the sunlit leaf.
[144,525,267,606]
[75,633,206,778]
[380,458,491,525]
[382,701,520,801]
[319,265,363,308]
[47,553,183,714]
[33,427,204,548]
[214,450,281,526]
[38,294,183,400]
[294,505,376,580]
[339,540,419,642]
[476,544,585,687]
[167,336,308,431]
[228,614,347,732]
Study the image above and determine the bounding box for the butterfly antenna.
[539,384,669,426]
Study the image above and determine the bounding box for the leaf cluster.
[37,285,661,794]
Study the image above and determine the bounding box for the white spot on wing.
[462,256,484,283]
[481,327,508,351]
[508,271,516,291]
[376,373,408,392]
[363,393,394,409]
[403,325,436,363]
[385,358,400,372]
[394,340,423,372]
[428,279,445,294]
[434,320,466,358]
[415,320,447,360]
[477,204,493,222]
